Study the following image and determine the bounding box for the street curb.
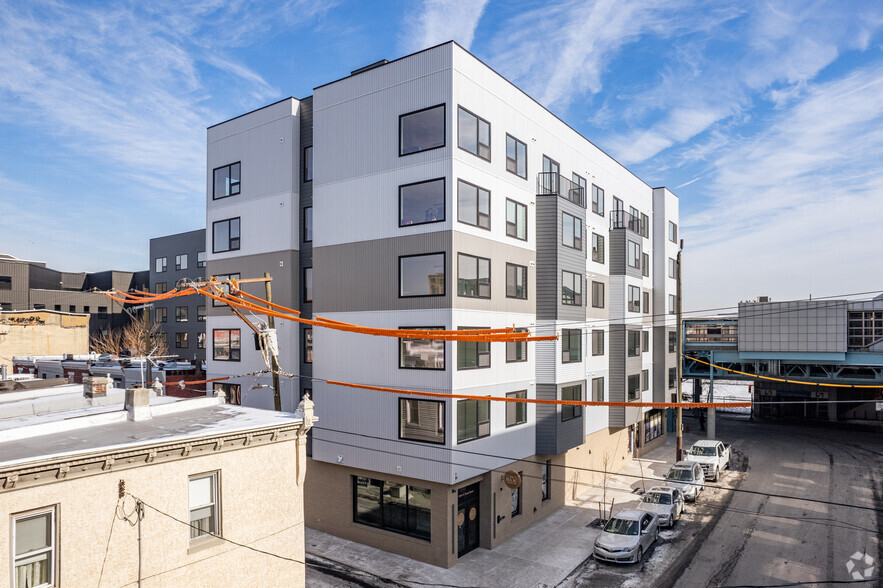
[306,553,409,587]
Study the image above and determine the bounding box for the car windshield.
[643,492,672,505]
[690,446,717,456]
[603,518,639,536]
[667,468,693,482]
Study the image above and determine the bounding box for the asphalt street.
[673,417,882,587]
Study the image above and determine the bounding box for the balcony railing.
[609,209,642,234]
[537,172,586,208]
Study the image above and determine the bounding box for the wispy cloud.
[401,0,490,54]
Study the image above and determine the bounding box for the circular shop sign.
[503,470,522,489]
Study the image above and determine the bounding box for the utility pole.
[676,239,684,462]
[265,272,282,412]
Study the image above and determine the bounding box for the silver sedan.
[593,510,660,564]
[637,486,684,527]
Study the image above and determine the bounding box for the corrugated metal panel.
[608,324,626,427]
[535,197,558,321]
[535,383,557,454]
[534,322,557,383]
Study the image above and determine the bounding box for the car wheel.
[655,528,660,543]
[636,547,644,563]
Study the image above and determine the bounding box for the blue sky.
[1,0,882,311]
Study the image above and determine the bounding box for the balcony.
[537,173,586,208]
[609,209,642,234]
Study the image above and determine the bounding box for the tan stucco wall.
[0,311,89,369]
[562,427,633,504]
[0,438,306,588]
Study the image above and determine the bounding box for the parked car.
[664,461,705,502]
[685,439,731,481]
[593,510,659,564]
[637,486,684,527]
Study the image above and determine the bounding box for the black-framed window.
[176,306,188,322]
[506,199,527,240]
[457,327,490,370]
[668,257,677,278]
[399,253,445,297]
[562,271,582,306]
[592,281,605,308]
[592,233,605,263]
[399,398,445,444]
[156,307,167,323]
[457,179,490,230]
[644,409,664,444]
[563,212,582,250]
[198,332,206,349]
[592,330,604,356]
[642,369,649,391]
[642,252,650,277]
[573,173,587,203]
[506,134,527,178]
[353,476,431,541]
[399,327,445,370]
[211,273,240,307]
[562,329,581,363]
[304,328,313,363]
[304,207,313,242]
[54,304,61,311]
[640,213,649,238]
[400,178,445,227]
[213,162,241,199]
[155,257,167,273]
[669,331,677,353]
[457,106,491,160]
[303,146,313,182]
[197,251,206,268]
[400,104,445,156]
[0,276,10,290]
[156,282,167,294]
[213,329,241,361]
[628,374,641,401]
[541,460,551,501]
[591,184,604,216]
[215,382,241,405]
[592,377,605,402]
[628,240,641,269]
[176,332,189,348]
[561,384,582,421]
[506,328,528,363]
[511,472,522,517]
[628,285,641,313]
[643,291,650,314]
[213,217,240,253]
[196,305,205,322]
[303,268,313,303]
[627,330,641,357]
[506,263,527,299]
[457,253,490,298]
[457,398,490,442]
[506,391,527,427]
[541,155,559,192]
[642,330,649,353]
[669,294,677,315]
[97,306,108,317]
[613,196,623,215]
[669,221,678,243]
[669,367,677,388]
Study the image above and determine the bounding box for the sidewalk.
[305,428,708,588]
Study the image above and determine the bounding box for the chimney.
[125,388,151,421]
[83,375,107,398]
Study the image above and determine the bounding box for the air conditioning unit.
[758,296,770,303]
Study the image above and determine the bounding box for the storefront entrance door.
[457,483,480,557]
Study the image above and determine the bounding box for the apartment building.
[149,229,208,361]
[204,42,678,567]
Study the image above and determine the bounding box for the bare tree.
[90,313,169,357]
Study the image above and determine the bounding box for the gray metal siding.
[535,198,558,321]
[738,300,848,353]
[299,96,314,398]
[608,325,626,427]
[535,383,558,454]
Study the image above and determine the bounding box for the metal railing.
[536,172,586,208]
[609,209,642,234]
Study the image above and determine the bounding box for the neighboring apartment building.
[0,254,148,340]
[149,229,208,361]
[0,379,315,587]
[204,42,679,567]
[0,310,90,370]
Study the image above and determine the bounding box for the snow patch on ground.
[683,379,752,414]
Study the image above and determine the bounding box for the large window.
[627,374,641,401]
[642,368,650,391]
[197,305,206,322]
[592,330,604,356]
[628,240,641,269]
[506,328,528,363]
[644,409,664,444]
[628,285,641,312]
[303,146,313,182]
[506,391,527,427]
[457,253,490,298]
[627,330,641,357]
[211,272,240,307]
[506,199,527,240]
[669,221,678,243]
[562,212,582,250]
[156,307,167,323]
[457,179,490,229]
[213,162,240,199]
[399,398,445,444]
[197,251,206,268]
[400,253,445,297]
[506,263,527,299]
[642,252,650,277]
[592,377,605,402]
[562,271,582,306]
[640,213,650,238]
[155,257,167,273]
[213,329,241,361]
[176,332,189,348]
[399,327,445,370]
[642,330,649,353]
[156,282,167,294]
[541,155,560,193]
[400,178,445,227]
[12,508,56,588]
[353,476,431,541]
[303,267,313,303]
[669,367,677,388]
[304,207,313,241]
[176,306,188,322]
[400,104,445,156]
[669,294,677,315]
[592,233,605,263]
[175,254,188,271]
[198,332,206,349]
[643,291,650,314]
[0,276,11,290]
[457,106,491,160]
[457,398,490,442]
[561,384,582,421]
[457,327,490,369]
[562,329,581,363]
[189,472,219,539]
[591,281,605,308]
[215,382,240,405]
[213,218,240,253]
[506,134,527,178]
[573,173,587,203]
[591,184,604,216]
[304,328,313,363]
[669,258,677,279]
